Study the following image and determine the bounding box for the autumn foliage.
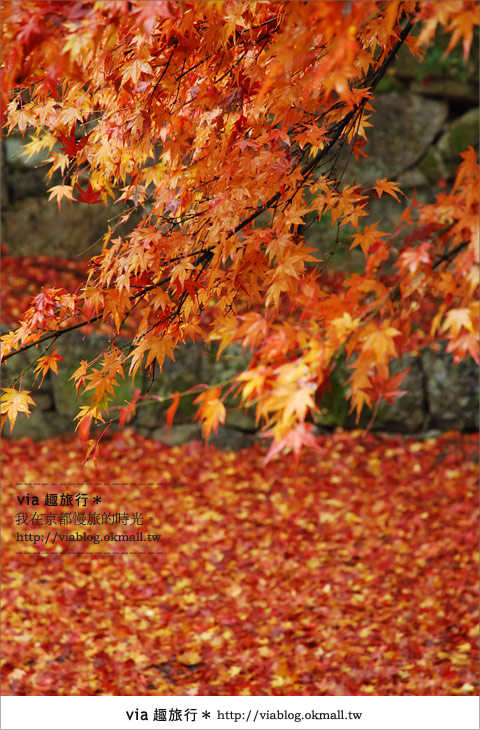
[1,2,479,701]
[1,1,479,458]
[2,430,478,695]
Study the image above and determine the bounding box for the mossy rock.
[151,423,201,445]
[135,342,204,427]
[418,147,448,185]
[419,108,479,183]
[437,109,479,175]
[423,349,479,431]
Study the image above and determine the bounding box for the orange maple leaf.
[441,308,474,338]
[165,391,181,432]
[262,422,321,464]
[374,178,405,202]
[194,387,226,442]
[33,351,64,386]
[367,368,410,405]
[117,388,141,428]
[83,438,99,467]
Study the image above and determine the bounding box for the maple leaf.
[350,222,387,257]
[374,178,405,202]
[351,137,369,161]
[74,401,108,425]
[132,1,179,35]
[165,391,181,432]
[282,383,316,425]
[33,351,64,386]
[367,368,410,405]
[443,6,478,61]
[237,368,268,404]
[118,388,141,428]
[83,438,99,467]
[144,336,176,372]
[0,330,18,360]
[398,243,432,274]
[1,388,36,431]
[47,184,75,211]
[348,365,373,420]
[441,308,475,338]
[70,360,90,395]
[446,331,479,364]
[74,181,102,205]
[262,422,321,464]
[194,387,226,442]
[77,414,92,442]
[57,126,91,157]
[84,369,118,401]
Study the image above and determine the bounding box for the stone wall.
[2,328,478,447]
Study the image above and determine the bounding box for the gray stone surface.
[341,93,448,186]
[423,349,479,431]
[151,423,201,445]
[210,425,255,451]
[3,196,109,258]
[436,108,480,176]
[371,356,427,433]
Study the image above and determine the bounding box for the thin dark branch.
[226,14,416,241]
[3,274,168,361]
[432,240,469,270]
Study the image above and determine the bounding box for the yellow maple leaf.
[363,326,401,360]
[177,650,202,666]
[1,388,36,431]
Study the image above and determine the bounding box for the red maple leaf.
[74,180,102,205]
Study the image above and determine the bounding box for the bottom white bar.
[1,696,478,730]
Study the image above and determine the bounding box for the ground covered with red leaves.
[1,430,478,695]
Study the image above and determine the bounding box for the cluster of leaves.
[0,255,142,335]
[1,256,87,327]
[1,430,478,695]
[0,256,449,357]
[1,1,478,457]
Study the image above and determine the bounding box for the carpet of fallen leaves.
[1,429,478,696]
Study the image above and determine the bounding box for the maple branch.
[0,12,430,380]
[2,275,167,361]
[2,235,219,362]
[301,14,416,181]
[2,318,103,361]
[3,336,58,389]
[432,240,469,270]
[54,11,417,347]
[336,239,472,357]
[223,14,417,243]
[2,14,416,366]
